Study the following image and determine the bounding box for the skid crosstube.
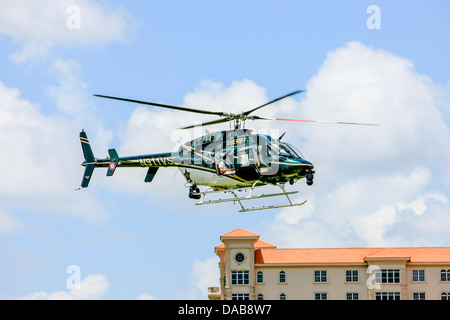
[194,183,307,212]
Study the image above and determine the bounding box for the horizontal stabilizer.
[79,130,97,188]
[81,164,95,188]
[80,130,95,163]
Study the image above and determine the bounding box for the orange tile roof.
[255,248,379,264]
[399,247,450,263]
[254,240,277,249]
[216,229,450,264]
[255,247,450,264]
[220,228,259,239]
[215,239,276,251]
[364,247,411,260]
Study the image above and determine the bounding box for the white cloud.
[46,58,92,117]
[275,194,315,225]
[262,41,450,248]
[69,274,110,300]
[137,293,156,300]
[353,191,449,247]
[0,80,107,223]
[185,256,220,299]
[0,0,135,63]
[0,1,128,224]
[296,42,450,172]
[183,79,268,116]
[19,274,109,300]
[0,210,22,235]
[396,191,449,216]
[8,41,52,64]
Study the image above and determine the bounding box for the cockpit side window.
[279,144,293,158]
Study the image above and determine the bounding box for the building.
[208,228,450,300]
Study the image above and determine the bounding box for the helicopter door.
[234,146,260,181]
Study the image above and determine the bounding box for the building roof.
[216,228,450,265]
[255,247,450,265]
[220,228,259,239]
[215,239,276,251]
[364,247,411,260]
[215,228,276,253]
[255,248,378,264]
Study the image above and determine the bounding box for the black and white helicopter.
[79,90,376,212]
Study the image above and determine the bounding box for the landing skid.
[194,183,307,212]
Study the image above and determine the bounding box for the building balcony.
[208,287,221,300]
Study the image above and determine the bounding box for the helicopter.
[79,90,376,212]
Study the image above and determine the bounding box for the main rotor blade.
[180,118,231,130]
[257,116,378,126]
[93,94,225,116]
[243,90,305,116]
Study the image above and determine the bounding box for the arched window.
[280,293,286,300]
[441,270,449,282]
[257,294,264,300]
[279,271,286,283]
[257,271,263,283]
[441,292,449,300]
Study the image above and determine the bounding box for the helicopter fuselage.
[81,129,315,189]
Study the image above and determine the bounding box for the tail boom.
[79,130,176,188]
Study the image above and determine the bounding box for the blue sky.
[0,0,449,299]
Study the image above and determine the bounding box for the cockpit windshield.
[279,143,301,158]
[283,142,304,159]
[269,142,304,159]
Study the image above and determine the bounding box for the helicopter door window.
[239,154,250,167]
[215,152,235,175]
[237,147,250,167]
[257,145,270,168]
[267,143,279,160]
[203,142,216,164]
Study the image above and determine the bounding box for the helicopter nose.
[299,158,313,167]
[302,161,315,186]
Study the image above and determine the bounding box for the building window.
[441,270,450,282]
[280,293,286,300]
[279,271,286,283]
[413,292,426,300]
[314,270,327,283]
[375,269,400,284]
[412,270,425,282]
[257,271,263,284]
[232,294,249,300]
[231,270,249,285]
[441,292,449,300]
[346,293,359,300]
[315,293,327,300]
[257,294,264,300]
[375,292,400,300]
[346,270,358,282]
